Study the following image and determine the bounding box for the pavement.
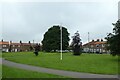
[0,58,119,78]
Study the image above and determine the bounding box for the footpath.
[0,58,118,78]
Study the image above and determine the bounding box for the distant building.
[83,39,110,54]
[10,42,21,52]
[0,41,9,52]
[0,40,41,52]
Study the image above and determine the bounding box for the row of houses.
[0,40,41,52]
[82,39,110,53]
[0,39,109,53]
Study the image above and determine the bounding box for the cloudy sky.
[0,0,119,44]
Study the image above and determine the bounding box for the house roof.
[11,43,21,45]
[83,41,106,46]
[0,41,40,46]
[21,43,31,46]
[94,41,106,45]
[83,41,96,46]
[0,41,9,45]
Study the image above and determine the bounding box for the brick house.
[19,43,31,52]
[0,40,40,52]
[83,39,109,53]
[0,41,9,52]
[10,42,21,52]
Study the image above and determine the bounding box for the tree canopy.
[71,31,82,55]
[105,19,120,56]
[42,25,70,52]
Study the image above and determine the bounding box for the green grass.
[2,52,119,75]
[2,65,67,78]
[0,52,2,78]
[0,53,2,57]
[0,59,1,79]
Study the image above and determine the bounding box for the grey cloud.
[2,2,118,44]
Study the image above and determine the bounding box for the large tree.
[105,19,120,56]
[42,25,70,52]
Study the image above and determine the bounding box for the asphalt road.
[1,58,118,79]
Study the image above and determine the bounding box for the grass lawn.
[0,65,2,79]
[2,65,67,78]
[2,52,119,75]
[0,53,2,78]
[0,53,2,58]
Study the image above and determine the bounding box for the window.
[13,45,15,47]
[91,45,93,48]
[3,49,6,51]
[3,45,6,47]
[102,44,105,47]
[96,44,99,47]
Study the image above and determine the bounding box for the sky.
[118,1,120,19]
[0,0,119,44]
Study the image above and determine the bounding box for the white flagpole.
[60,25,62,60]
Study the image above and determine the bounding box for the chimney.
[92,39,94,42]
[10,41,12,43]
[20,40,22,44]
[1,39,3,42]
[28,41,31,44]
[97,39,100,42]
[101,39,103,42]
[9,41,12,45]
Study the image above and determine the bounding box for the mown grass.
[2,65,67,78]
[0,65,2,79]
[0,53,2,78]
[0,53,2,58]
[2,52,119,75]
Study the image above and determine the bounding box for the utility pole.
[33,40,34,48]
[88,32,90,53]
[60,24,62,60]
[88,32,90,43]
[33,40,34,44]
